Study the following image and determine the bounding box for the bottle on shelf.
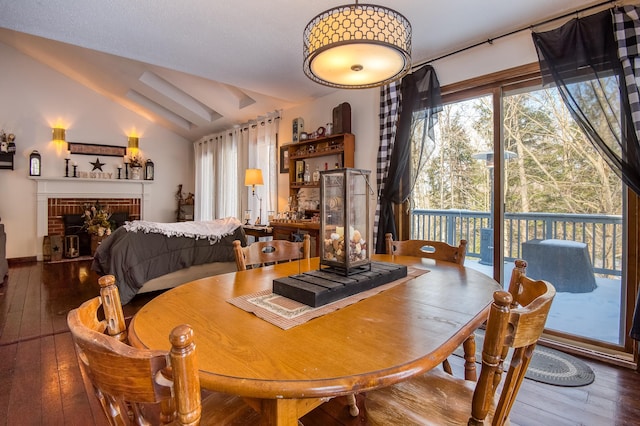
[324,162,328,170]
[312,166,320,183]
[303,164,311,183]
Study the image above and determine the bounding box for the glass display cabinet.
[319,168,372,274]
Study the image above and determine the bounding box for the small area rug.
[454,330,595,387]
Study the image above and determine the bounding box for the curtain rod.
[413,0,616,68]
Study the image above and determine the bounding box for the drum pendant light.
[303,1,411,89]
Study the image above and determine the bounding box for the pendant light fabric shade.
[303,3,411,89]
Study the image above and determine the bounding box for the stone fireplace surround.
[33,177,152,260]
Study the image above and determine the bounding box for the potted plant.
[129,154,144,180]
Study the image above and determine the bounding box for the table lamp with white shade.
[244,168,264,225]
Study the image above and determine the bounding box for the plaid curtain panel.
[614,5,640,340]
[374,81,400,250]
[614,6,640,142]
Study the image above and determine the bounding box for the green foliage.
[411,86,622,216]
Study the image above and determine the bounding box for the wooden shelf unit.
[287,133,355,203]
[0,152,15,170]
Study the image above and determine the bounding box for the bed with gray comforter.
[91,218,246,304]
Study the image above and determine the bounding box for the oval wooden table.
[129,254,501,426]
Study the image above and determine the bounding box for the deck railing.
[410,209,623,276]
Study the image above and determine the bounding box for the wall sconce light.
[52,127,66,156]
[52,127,66,143]
[244,168,264,225]
[127,136,139,157]
[29,150,41,176]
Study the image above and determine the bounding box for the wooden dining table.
[128,254,501,426]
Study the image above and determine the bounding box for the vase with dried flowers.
[82,201,112,237]
[82,201,112,255]
[128,154,144,180]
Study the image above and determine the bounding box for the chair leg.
[442,358,453,375]
[443,333,477,380]
[346,393,359,416]
[463,334,478,381]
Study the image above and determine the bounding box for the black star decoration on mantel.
[90,157,105,171]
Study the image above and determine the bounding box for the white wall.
[0,42,193,258]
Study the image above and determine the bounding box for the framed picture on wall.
[67,142,126,157]
[280,145,290,174]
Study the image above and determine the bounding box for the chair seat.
[365,368,504,426]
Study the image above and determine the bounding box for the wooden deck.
[1,260,639,425]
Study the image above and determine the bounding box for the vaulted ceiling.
[0,0,605,140]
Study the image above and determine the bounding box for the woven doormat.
[227,266,429,330]
[454,330,595,387]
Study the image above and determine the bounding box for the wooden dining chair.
[365,259,556,426]
[233,234,310,270]
[385,232,470,377]
[68,275,260,425]
[385,232,468,264]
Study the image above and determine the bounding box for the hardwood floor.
[1,260,639,425]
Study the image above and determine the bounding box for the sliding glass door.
[409,66,630,352]
[501,84,624,346]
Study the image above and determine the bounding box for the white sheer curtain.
[194,111,279,223]
[194,136,215,221]
[193,130,239,220]
[245,113,279,224]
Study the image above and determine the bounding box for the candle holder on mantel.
[65,158,70,177]
[319,168,372,275]
[72,164,78,178]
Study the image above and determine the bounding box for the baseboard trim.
[7,256,37,266]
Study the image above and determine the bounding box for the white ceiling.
[0,0,604,141]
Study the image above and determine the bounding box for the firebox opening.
[63,212,129,256]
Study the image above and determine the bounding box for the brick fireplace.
[47,197,140,236]
[33,177,152,260]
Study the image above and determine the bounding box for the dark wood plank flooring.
[1,260,639,425]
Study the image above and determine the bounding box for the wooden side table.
[242,225,273,243]
[270,222,320,257]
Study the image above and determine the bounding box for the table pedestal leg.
[258,397,326,426]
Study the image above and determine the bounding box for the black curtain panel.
[375,65,442,254]
[532,8,640,340]
[532,9,640,196]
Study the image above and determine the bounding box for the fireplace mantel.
[30,176,152,197]
[31,177,153,259]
